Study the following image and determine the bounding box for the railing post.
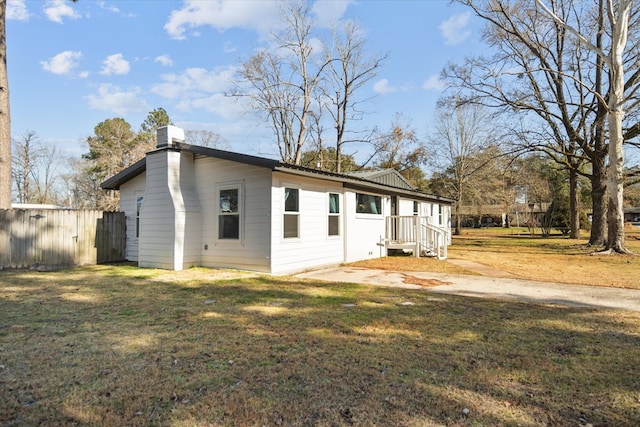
[413,215,419,257]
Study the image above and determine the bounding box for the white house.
[101,126,453,274]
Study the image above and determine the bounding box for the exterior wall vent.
[157,125,185,148]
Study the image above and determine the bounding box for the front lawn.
[1,266,639,426]
[354,227,640,289]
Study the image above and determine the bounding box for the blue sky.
[7,0,483,161]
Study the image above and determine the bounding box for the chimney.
[157,125,185,148]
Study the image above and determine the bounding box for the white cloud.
[100,53,130,75]
[176,93,248,120]
[164,0,281,40]
[223,41,236,54]
[151,65,244,120]
[98,1,120,14]
[373,78,397,95]
[44,0,81,24]
[85,84,148,115]
[438,12,471,45]
[151,66,238,99]
[40,50,82,75]
[311,0,353,27]
[7,0,30,21]
[155,55,174,67]
[422,75,447,91]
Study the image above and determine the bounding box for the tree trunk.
[589,148,607,246]
[569,168,580,238]
[604,2,630,254]
[0,0,11,209]
[606,107,627,253]
[589,0,607,247]
[454,208,461,235]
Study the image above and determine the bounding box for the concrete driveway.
[295,265,640,312]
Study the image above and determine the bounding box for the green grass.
[1,265,640,426]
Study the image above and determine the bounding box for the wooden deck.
[385,216,449,260]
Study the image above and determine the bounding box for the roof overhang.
[100,158,146,190]
[100,143,454,205]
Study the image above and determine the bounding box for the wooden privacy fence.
[0,209,126,270]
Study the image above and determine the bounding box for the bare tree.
[321,20,386,172]
[536,0,634,253]
[184,130,225,148]
[11,131,37,204]
[429,104,498,234]
[0,0,79,208]
[445,0,640,245]
[237,1,326,165]
[363,115,429,189]
[32,144,61,204]
[11,131,63,204]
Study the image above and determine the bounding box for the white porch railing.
[385,216,448,260]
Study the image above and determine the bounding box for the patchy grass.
[450,227,640,289]
[354,227,640,289]
[350,254,476,276]
[1,265,640,426]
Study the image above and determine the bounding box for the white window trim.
[134,191,144,242]
[327,192,341,238]
[215,181,244,244]
[355,192,384,219]
[283,186,301,240]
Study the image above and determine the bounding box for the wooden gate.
[0,209,126,270]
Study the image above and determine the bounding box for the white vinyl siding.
[196,157,271,272]
[344,190,387,263]
[270,173,344,274]
[138,151,201,270]
[138,153,180,269]
[118,173,146,262]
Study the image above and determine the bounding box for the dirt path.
[295,266,640,312]
[446,258,519,278]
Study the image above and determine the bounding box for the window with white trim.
[328,193,340,236]
[135,195,143,238]
[284,187,299,238]
[356,193,382,215]
[218,186,241,240]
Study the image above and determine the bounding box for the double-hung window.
[283,187,299,238]
[218,186,240,240]
[328,193,340,236]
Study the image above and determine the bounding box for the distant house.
[624,207,640,224]
[457,202,550,228]
[101,126,452,274]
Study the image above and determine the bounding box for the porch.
[385,216,449,260]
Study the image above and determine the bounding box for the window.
[218,187,240,239]
[328,193,340,236]
[136,195,143,238]
[284,187,299,238]
[356,193,382,215]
